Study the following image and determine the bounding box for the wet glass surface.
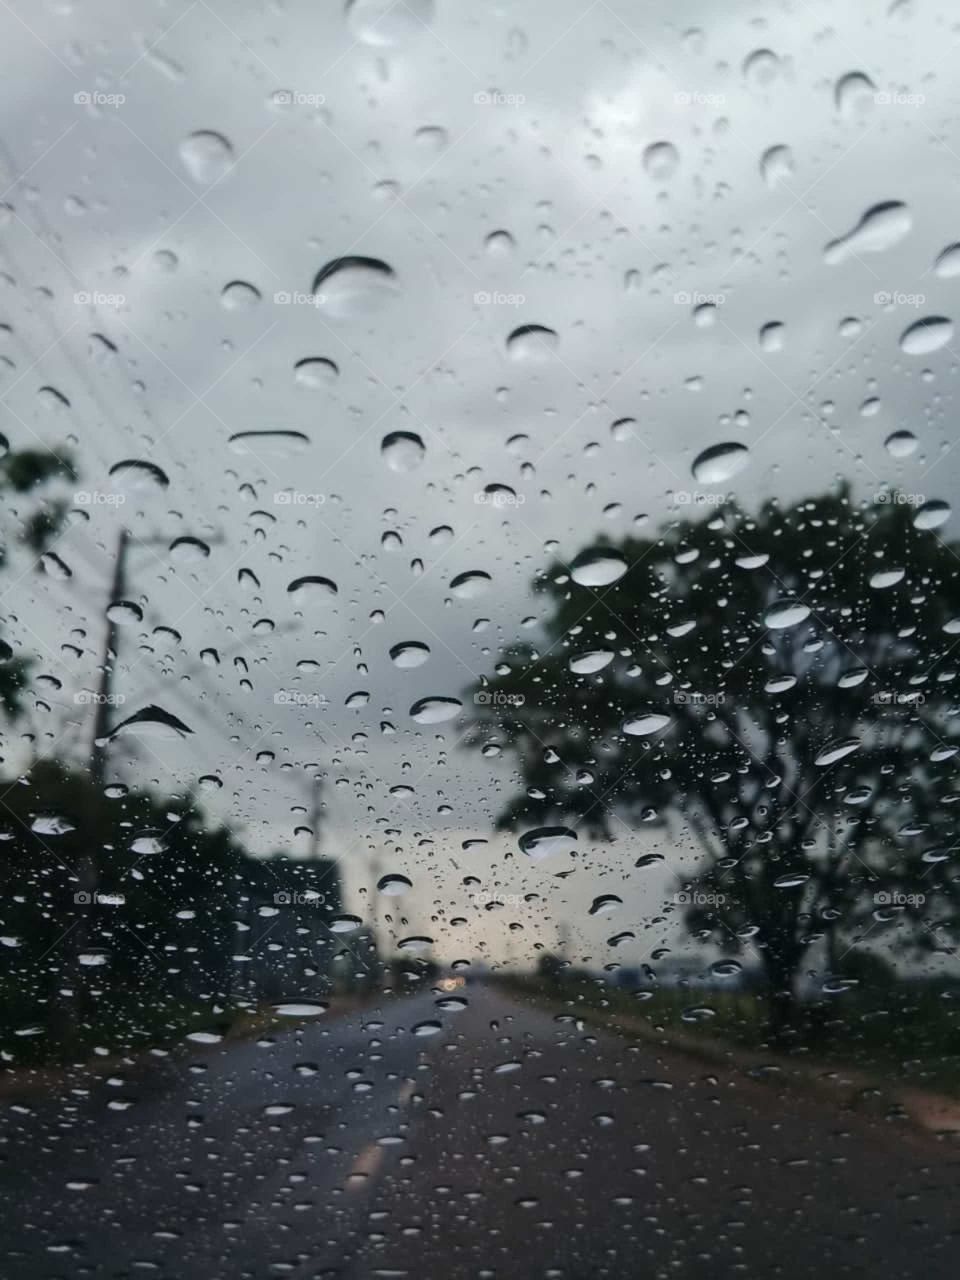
[1,2,960,1276]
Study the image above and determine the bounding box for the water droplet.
[774,872,810,889]
[589,895,621,916]
[381,431,425,472]
[506,325,558,362]
[179,130,234,184]
[228,430,309,457]
[170,536,210,562]
[642,141,679,181]
[681,1006,716,1023]
[413,1020,442,1037]
[106,600,143,625]
[100,704,193,744]
[913,499,951,530]
[185,1030,222,1045]
[272,1001,328,1017]
[220,280,261,311]
[377,874,412,896]
[130,831,168,855]
[899,316,953,355]
[622,713,672,736]
[760,144,794,187]
[519,827,577,861]
[41,552,72,580]
[834,71,876,116]
[569,649,614,674]
[884,430,917,457]
[398,935,433,953]
[815,737,861,767]
[759,322,785,352]
[934,243,960,278]
[152,249,179,273]
[824,202,912,265]
[312,256,398,319]
[390,641,430,668]
[410,696,462,724]
[765,674,797,693]
[870,568,905,589]
[109,459,169,491]
[450,570,491,599]
[764,601,811,630]
[743,48,781,87]
[294,357,339,387]
[736,553,769,570]
[569,550,628,587]
[330,914,363,933]
[691,442,750,485]
[31,814,75,836]
[287,575,338,603]
[414,125,448,151]
[485,230,515,256]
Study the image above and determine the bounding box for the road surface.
[0,981,957,1278]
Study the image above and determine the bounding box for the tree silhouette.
[0,443,74,719]
[467,487,960,1036]
[0,758,347,1064]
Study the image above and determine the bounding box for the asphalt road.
[1,981,957,1278]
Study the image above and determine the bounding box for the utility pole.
[87,525,224,782]
[308,774,323,860]
[89,527,128,786]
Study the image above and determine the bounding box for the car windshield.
[2,2,959,1277]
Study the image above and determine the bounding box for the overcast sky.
[2,0,959,968]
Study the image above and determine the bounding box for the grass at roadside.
[496,971,960,1098]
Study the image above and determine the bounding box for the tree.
[467,486,960,1038]
[0,444,75,719]
[0,758,347,1064]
